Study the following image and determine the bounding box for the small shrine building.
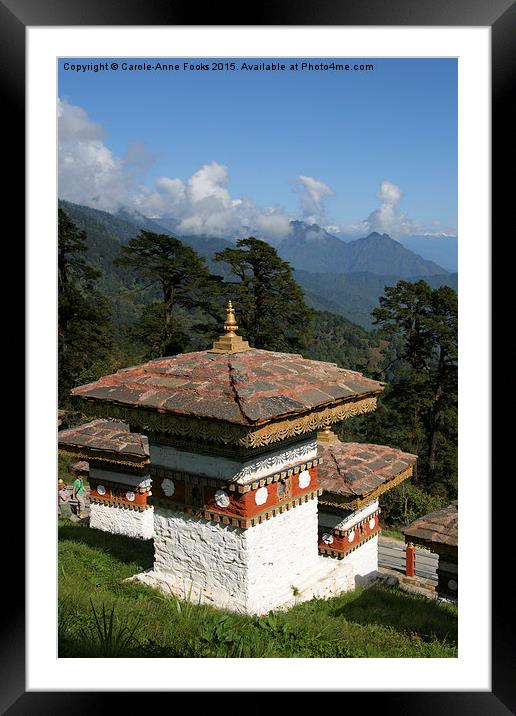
[316,429,417,580]
[403,501,458,601]
[58,419,153,539]
[69,302,385,614]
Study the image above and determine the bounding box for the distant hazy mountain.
[272,221,448,277]
[295,269,458,329]
[398,234,458,272]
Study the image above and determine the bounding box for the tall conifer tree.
[215,237,312,353]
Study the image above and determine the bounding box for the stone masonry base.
[89,502,154,540]
[129,501,354,614]
[131,556,354,615]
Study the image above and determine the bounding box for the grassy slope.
[58,520,457,658]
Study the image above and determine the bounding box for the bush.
[380,482,444,526]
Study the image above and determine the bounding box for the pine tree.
[371,280,457,493]
[115,231,222,357]
[215,237,312,352]
[58,209,113,405]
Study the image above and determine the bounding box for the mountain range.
[59,200,457,329]
[269,221,449,277]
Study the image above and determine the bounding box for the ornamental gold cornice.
[319,466,413,512]
[58,447,149,470]
[74,394,379,450]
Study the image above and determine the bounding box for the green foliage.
[380,482,446,526]
[80,600,140,657]
[304,310,377,372]
[116,230,223,357]
[369,280,457,496]
[58,209,113,406]
[215,237,313,352]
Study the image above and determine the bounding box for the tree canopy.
[215,237,313,353]
[115,230,223,357]
[340,279,458,524]
[58,209,113,405]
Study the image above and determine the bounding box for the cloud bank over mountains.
[58,97,454,241]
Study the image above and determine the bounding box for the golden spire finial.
[210,300,251,354]
[224,300,238,336]
[317,426,340,445]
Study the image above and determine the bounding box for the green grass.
[379,526,405,541]
[58,519,458,658]
[58,454,77,485]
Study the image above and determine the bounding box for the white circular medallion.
[125,491,135,502]
[348,530,355,543]
[298,470,311,489]
[322,533,334,545]
[448,579,458,591]
[369,517,376,529]
[97,484,106,496]
[215,490,230,508]
[161,478,175,497]
[255,486,268,505]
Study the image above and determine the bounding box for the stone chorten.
[403,501,458,600]
[316,431,417,581]
[58,419,153,539]
[70,302,384,614]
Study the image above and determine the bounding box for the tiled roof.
[71,350,383,426]
[318,440,417,500]
[71,460,90,475]
[403,502,458,548]
[58,419,149,459]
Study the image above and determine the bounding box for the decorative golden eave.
[210,300,250,354]
[58,446,150,470]
[318,465,414,512]
[75,393,380,451]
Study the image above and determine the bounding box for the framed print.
[4,0,513,710]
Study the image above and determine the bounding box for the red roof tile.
[58,419,149,459]
[403,502,458,548]
[71,349,383,426]
[71,460,90,475]
[318,440,417,500]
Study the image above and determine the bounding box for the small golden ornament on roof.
[317,427,340,445]
[210,300,251,354]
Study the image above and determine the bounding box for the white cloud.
[360,180,415,238]
[58,97,293,241]
[58,98,134,212]
[295,175,335,225]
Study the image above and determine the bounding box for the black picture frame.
[6,0,513,711]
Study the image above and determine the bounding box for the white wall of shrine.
[90,503,154,540]
[141,500,353,614]
[343,535,379,579]
[149,437,317,485]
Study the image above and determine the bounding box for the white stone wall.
[144,499,354,614]
[90,503,154,540]
[343,535,379,580]
[245,500,323,613]
[152,507,249,612]
[149,438,317,485]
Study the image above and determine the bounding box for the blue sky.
[58,57,457,239]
